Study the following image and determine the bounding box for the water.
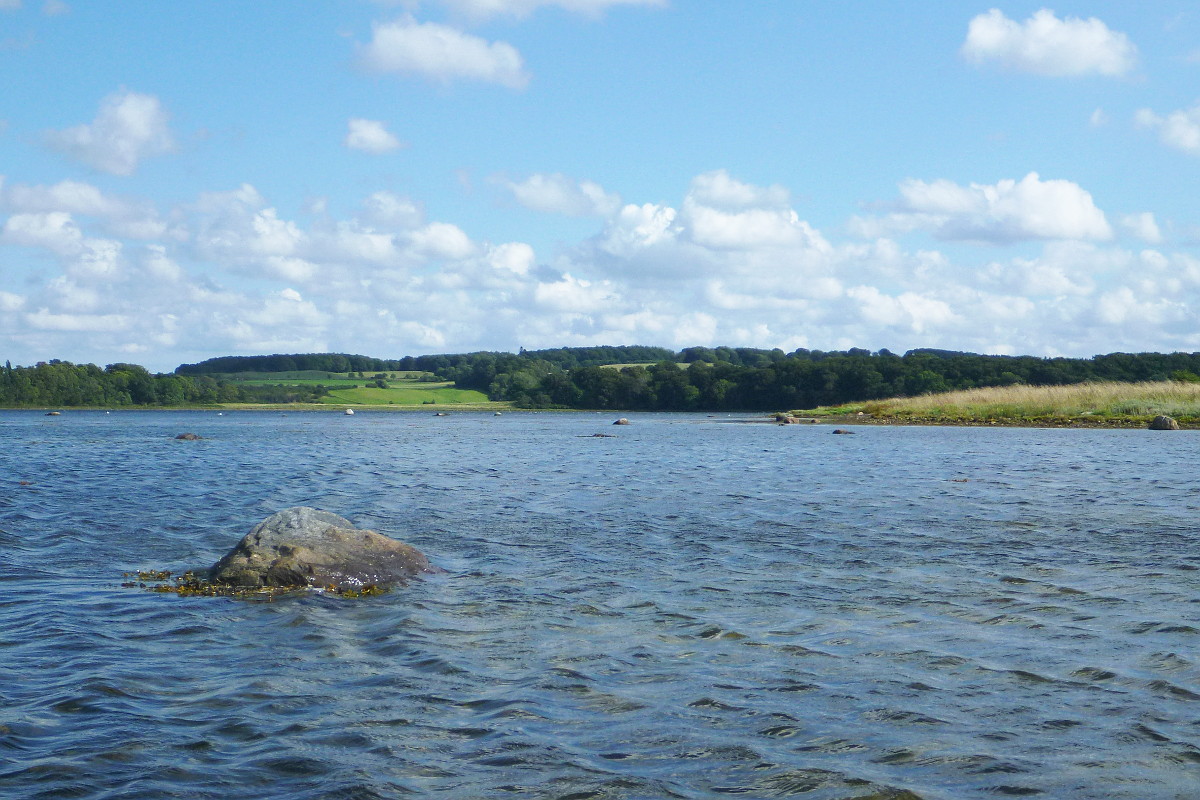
[2,410,1199,799]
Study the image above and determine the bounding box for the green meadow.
[216,370,497,408]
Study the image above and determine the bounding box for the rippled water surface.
[3,410,1200,799]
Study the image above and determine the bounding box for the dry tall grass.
[862,381,1200,421]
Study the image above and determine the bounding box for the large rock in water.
[1149,415,1180,430]
[209,507,437,590]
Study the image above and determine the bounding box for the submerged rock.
[175,432,203,440]
[208,506,437,591]
[1149,415,1180,430]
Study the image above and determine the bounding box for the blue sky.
[3,2,1200,371]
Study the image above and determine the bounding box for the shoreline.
[4,405,1191,429]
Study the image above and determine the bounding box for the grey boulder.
[209,506,437,591]
[1149,415,1181,430]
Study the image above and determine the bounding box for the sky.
[3,2,1200,371]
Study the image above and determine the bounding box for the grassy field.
[220,370,434,387]
[316,385,491,406]
[214,370,498,408]
[794,381,1200,427]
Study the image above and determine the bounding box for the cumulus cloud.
[688,169,790,210]
[344,118,405,154]
[2,211,85,255]
[854,172,1112,243]
[9,166,1200,371]
[1121,212,1162,244]
[1135,105,1200,156]
[962,8,1136,77]
[847,286,961,335]
[357,16,529,89]
[45,90,175,175]
[0,177,168,239]
[502,173,621,217]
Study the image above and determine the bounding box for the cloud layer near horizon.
[2,164,1194,371]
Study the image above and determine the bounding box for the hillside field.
[216,370,496,407]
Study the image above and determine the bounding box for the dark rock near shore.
[175,432,203,440]
[831,428,855,434]
[613,418,630,425]
[1149,415,1180,430]
[208,506,438,591]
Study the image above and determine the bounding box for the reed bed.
[856,381,1200,425]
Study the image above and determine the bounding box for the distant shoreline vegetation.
[802,381,1200,427]
[5,346,1200,412]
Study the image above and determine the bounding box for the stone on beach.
[1148,415,1180,430]
[208,506,437,591]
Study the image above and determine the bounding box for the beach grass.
[794,381,1200,426]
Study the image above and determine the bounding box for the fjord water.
[2,411,1198,800]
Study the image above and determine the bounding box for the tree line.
[438,347,1200,410]
[6,347,1200,409]
[0,361,326,407]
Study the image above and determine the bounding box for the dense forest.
[431,347,1200,410]
[6,347,1200,409]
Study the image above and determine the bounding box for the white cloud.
[441,0,664,20]
[70,238,122,280]
[487,241,535,275]
[407,221,475,259]
[0,178,167,239]
[1121,212,1162,244]
[962,8,1136,77]
[3,210,84,254]
[141,244,183,281]
[533,273,616,312]
[598,202,678,256]
[855,172,1112,243]
[45,89,175,175]
[688,169,789,210]
[1089,107,1108,127]
[360,191,424,230]
[358,17,529,89]
[847,286,961,334]
[25,309,131,332]
[42,0,68,15]
[193,186,306,262]
[344,118,405,154]
[1136,105,1200,156]
[0,291,24,311]
[683,203,826,251]
[0,0,20,10]
[503,173,621,217]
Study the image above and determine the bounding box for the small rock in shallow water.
[175,432,202,440]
